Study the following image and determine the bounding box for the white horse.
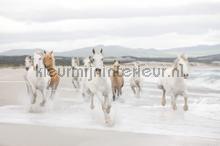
[81,56,94,98]
[130,62,142,98]
[71,57,80,89]
[25,49,49,107]
[82,48,112,124]
[24,56,33,96]
[158,54,190,111]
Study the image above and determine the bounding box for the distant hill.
[166,44,220,57]
[56,45,171,58]
[0,54,220,67]
[0,44,219,57]
[0,49,35,56]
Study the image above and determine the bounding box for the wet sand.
[0,123,219,146]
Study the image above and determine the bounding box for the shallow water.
[0,67,220,138]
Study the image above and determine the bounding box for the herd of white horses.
[24,48,190,124]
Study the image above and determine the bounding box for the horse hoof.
[105,118,112,125]
[31,101,35,104]
[90,105,95,110]
[161,100,166,106]
[172,104,177,110]
[183,105,188,111]
[113,96,116,101]
[40,101,46,106]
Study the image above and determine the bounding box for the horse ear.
[92,48,95,54]
[44,50,46,54]
[50,51,53,55]
[100,48,103,54]
[89,56,92,62]
[113,60,116,63]
[118,60,120,64]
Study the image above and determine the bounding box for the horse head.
[83,56,94,68]
[24,56,33,71]
[174,53,189,79]
[112,60,120,72]
[43,51,55,69]
[71,57,80,69]
[92,48,104,70]
[33,49,44,70]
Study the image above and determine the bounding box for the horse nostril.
[184,74,189,78]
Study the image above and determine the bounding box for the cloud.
[0,0,219,51]
[0,15,220,44]
[0,2,220,22]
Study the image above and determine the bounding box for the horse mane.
[179,53,188,61]
[34,48,44,56]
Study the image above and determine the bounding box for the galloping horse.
[25,49,49,106]
[158,54,190,111]
[25,49,60,108]
[130,62,142,98]
[82,48,112,124]
[110,60,124,101]
[24,56,33,97]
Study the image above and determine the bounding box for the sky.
[0,0,220,52]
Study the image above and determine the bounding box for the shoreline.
[0,122,219,146]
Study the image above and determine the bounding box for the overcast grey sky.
[0,0,220,52]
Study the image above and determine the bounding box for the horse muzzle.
[183,73,189,79]
[95,68,102,76]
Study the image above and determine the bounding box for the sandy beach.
[0,123,219,146]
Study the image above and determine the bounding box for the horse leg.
[117,88,120,97]
[30,92,37,104]
[77,79,80,89]
[25,80,31,95]
[89,91,95,110]
[131,86,136,95]
[136,82,141,98]
[183,92,188,111]
[40,89,47,106]
[161,88,166,106]
[119,86,122,96]
[171,94,177,110]
[102,94,111,124]
[30,86,37,104]
[49,87,56,100]
[81,84,86,98]
[72,78,77,88]
[25,79,33,99]
[112,87,116,101]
